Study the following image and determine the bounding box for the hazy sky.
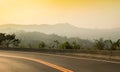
[0,0,120,29]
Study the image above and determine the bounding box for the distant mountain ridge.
[0,23,120,41]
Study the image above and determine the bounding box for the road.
[0,50,120,72]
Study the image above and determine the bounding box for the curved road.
[0,50,120,72]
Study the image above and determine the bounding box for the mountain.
[0,23,120,41]
[15,31,93,48]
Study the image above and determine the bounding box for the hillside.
[15,31,93,48]
[0,23,120,41]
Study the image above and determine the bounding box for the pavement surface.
[0,50,120,72]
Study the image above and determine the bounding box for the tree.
[116,39,120,49]
[5,34,16,47]
[94,38,105,50]
[59,43,65,49]
[105,39,120,50]
[54,40,59,48]
[0,33,20,48]
[0,33,6,46]
[59,41,73,49]
[72,41,81,49]
[13,39,20,47]
[104,39,120,59]
[39,41,46,48]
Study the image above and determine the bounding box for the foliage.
[16,32,93,49]
[72,41,81,49]
[39,41,46,48]
[54,40,59,48]
[94,38,105,50]
[116,39,120,48]
[1,32,119,50]
[0,33,20,48]
[0,33,6,45]
[59,41,73,49]
[105,39,120,50]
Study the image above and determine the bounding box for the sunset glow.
[0,0,120,29]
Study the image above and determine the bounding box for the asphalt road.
[0,50,120,72]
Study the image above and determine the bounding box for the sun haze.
[0,0,120,29]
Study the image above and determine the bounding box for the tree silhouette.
[39,41,46,48]
[94,38,105,50]
[5,34,16,47]
[60,41,73,49]
[105,39,120,50]
[116,39,120,49]
[0,33,6,46]
[0,33,20,48]
[72,41,81,49]
[54,40,59,48]
[104,39,120,59]
[13,39,20,47]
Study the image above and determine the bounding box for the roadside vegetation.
[0,33,20,48]
[0,33,120,50]
[95,38,120,50]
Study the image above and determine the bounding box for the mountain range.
[0,23,120,41]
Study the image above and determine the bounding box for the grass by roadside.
[54,53,120,62]
[0,47,120,62]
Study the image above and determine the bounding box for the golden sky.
[0,0,120,29]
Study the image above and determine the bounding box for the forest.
[0,33,120,50]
